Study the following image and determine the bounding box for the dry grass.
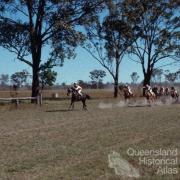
[0,89,113,99]
[0,98,179,180]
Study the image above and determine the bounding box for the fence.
[0,93,42,107]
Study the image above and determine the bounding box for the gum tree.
[0,0,103,100]
[89,69,106,89]
[129,0,180,91]
[83,0,142,97]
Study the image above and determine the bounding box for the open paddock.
[0,97,179,179]
[0,89,114,100]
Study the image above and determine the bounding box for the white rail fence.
[0,93,42,107]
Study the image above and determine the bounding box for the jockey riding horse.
[170,86,179,100]
[123,84,134,101]
[152,86,159,98]
[143,84,156,103]
[67,85,90,110]
[119,84,134,102]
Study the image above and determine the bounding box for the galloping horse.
[152,86,159,98]
[159,87,165,96]
[122,87,134,102]
[170,90,179,100]
[67,87,90,110]
[165,87,170,96]
[143,87,156,104]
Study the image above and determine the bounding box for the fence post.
[37,93,42,106]
[15,99,19,107]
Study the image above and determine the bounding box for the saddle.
[171,91,178,97]
[145,90,153,96]
[74,91,82,99]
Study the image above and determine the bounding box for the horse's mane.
[70,87,76,91]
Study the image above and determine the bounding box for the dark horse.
[67,87,90,110]
[122,87,134,102]
[152,86,159,98]
[170,90,179,100]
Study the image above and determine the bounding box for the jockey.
[160,86,165,94]
[165,87,169,95]
[161,86,164,91]
[73,83,82,97]
[170,86,177,94]
[125,84,133,95]
[152,85,159,95]
[145,84,153,95]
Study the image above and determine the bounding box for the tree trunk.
[113,59,120,98]
[31,52,41,103]
[96,81,99,89]
[31,66,40,101]
[113,74,119,98]
[114,81,118,98]
[143,72,152,96]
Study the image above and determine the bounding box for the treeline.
[0,0,179,98]
[1,68,180,90]
[0,69,107,89]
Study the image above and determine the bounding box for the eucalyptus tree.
[0,0,103,100]
[89,69,106,89]
[129,0,180,90]
[39,60,57,90]
[83,0,142,97]
[151,68,163,83]
[11,69,29,88]
[0,74,9,87]
[130,72,139,84]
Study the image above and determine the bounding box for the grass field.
[0,96,180,179]
[0,89,115,99]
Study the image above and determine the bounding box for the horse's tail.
[86,94,91,99]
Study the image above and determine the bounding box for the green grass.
[0,98,179,179]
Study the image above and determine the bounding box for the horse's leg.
[125,97,129,105]
[146,95,151,106]
[68,100,73,110]
[72,102,75,110]
[148,98,151,106]
[82,100,87,110]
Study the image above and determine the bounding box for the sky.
[0,44,179,85]
[0,2,179,86]
[0,45,145,85]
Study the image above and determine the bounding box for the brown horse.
[152,86,159,98]
[122,87,134,102]
[159,87,165,96]
[143,88,156,104]
[165,87,170,96]
[170,90,179,100]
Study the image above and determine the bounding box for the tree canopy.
[83,0,142,97]
[129,0,180,87]
[0,0,104,99]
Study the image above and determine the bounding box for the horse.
[152,86,159,98]
[67,87,90,110]
[170,90,179,100]
[143,87,156,104]
[122,87,134,102]
[165,87,170,96]
[159,87,165,96]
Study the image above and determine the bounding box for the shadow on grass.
[45,109,82,112]
[128,104,151,107]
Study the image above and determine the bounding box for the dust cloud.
[98,96,179,109]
